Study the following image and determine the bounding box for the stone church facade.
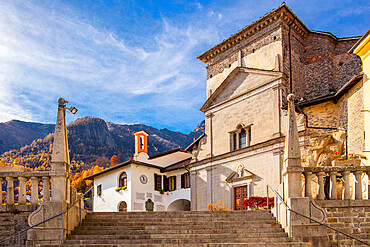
[187,3,362,211]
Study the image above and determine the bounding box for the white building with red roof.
[85,130,191,212]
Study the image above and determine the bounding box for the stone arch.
[118,201,127,212]
[167,199,190,211]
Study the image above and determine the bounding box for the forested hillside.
[0,117,204,192]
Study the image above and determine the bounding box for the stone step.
[84,215,275,220]
[71,227,284,235]
[41,243,311,247]
[62,237,292,245]
[82,217,275,223]
[73,222,282,231]
[68,232,288,240]
[89,211,270,216]
[80,219,278,226]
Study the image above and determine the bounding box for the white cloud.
[0,1,221,131]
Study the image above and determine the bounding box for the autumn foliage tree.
[110,155,119,167]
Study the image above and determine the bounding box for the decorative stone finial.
[58,98,68,105]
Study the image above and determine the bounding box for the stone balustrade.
[0,171,62,207]
[303,166,370,200]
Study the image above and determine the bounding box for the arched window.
[140,136,145,149]
[239,128,247,148]
[230,124,252,151]
[119,172,127,187]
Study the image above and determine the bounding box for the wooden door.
[234,185,248,210]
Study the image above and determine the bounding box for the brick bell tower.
[133,130,150,158]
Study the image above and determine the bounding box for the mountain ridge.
[0,117,204,171]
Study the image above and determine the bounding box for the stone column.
[6,177,14,205]
[206,167,212,205]
[354,171,363,200]
[317,172,325,200]
[18,177,27,205]
[31,176,39,205]
[42,176,50,201]
[342,171,351,200]
[329,171,338,200]
[190,170,198,211]
[304,172,312,198]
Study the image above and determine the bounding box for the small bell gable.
[133,130,150,158]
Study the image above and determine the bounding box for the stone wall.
[0,211,32,246]
[205,24,282,97]
[342,80,364,155]
[316,200,370,247]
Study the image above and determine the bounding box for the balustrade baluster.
[31,177,39,205]
[329,171,338,200]
[317,172,325,200]
[42,176,50,201]
[367,171,370,200]
[6,177,14,205]
[342,171,351,200]
[354,171,363,200]
[304,172,312,198]
[18,177,27,205]
[0,177,3,204]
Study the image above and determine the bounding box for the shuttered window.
[168,176,176,191]
[154,173,162,190]
[181,173,190,189]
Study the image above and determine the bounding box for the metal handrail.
[266,185,370,246]
[0,187,93,245]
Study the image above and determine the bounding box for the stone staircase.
[46,211,311,247]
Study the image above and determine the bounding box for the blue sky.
[0,0,369,133]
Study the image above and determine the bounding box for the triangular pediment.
[225,167,255,183]
[200,67,283,112]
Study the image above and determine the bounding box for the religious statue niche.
[225,163,255,183]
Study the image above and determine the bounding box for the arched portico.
[167,199,190,211]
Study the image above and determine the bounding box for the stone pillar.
[342,171,351,200]
[354,171,363,200]
[282,94,303,199]
[329,171,338,200]
[190,170,198,211]
[18,177,27,205]
[51,98,71,203]
[6,177,14,205]
[31,176,39,205]
[272,85,282,138]
[28,98,77,247]
[317,172,325,200]
[304,172,312,198]
[42,176,50,201]
[206,167,212,205]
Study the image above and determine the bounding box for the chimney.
[133,130,150,157]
